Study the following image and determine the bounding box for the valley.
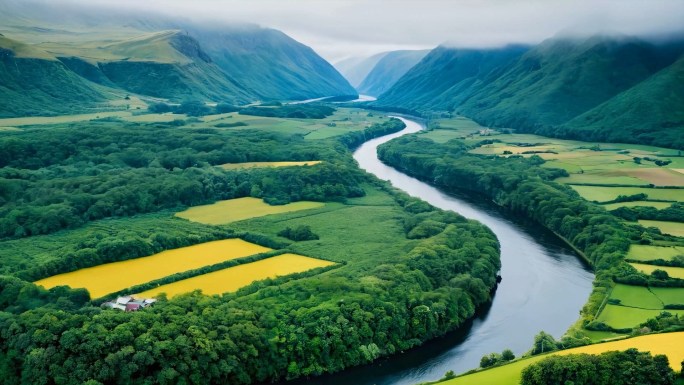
[1,1,683,385]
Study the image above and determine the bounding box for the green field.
[440,332,684,385]
[629,263,684,279]
[608,284,663,309]
[650,287,684,306]
[595,304,684,329]
[626,245,684,262]
[176,197,325,225]
[603,201,673,210]
[570,185,684,203]
[638,220,684,237]
[595,283,684,329]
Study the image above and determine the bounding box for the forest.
[0,113,503,384]
[377,135,684,332]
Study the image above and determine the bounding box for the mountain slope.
[189,26,356,101]
[357,49,430,96]
[557,54,684,149]
[375,45,529,112]
[455,35,680,130]
[335,52,389,88]
[0,34,105,117]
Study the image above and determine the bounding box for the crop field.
[609,284,663,309]
[441,332,684,385]
[224,186,417,271]
[569,185,684,203]
[136,253,335,298]
[626,244,684,262]
[595,304,684,330]
[176,197,325,225]
[629,263,684,279]
[638,220,684,237]
[650,287,684,306]
[596,283,684,329]
[602,201,673,210]
[34,239,271,298]
[219,161,321,170]
[555,173,647,186]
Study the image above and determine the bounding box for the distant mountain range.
[357,50,430,97]
[0,3,356,117]
[374,34,684,149]
[334,52,389,88]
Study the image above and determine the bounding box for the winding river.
[295,117,594,385]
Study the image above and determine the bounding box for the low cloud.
[6,0,684,61]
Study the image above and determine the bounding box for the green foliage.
[520,349,676,385]
[240,104,336,119]
[338,117,406,150]
[277,225,319,241]
[176,100,212,117]
[0,48,105,118]
[377,134,663,324]
[0,121,366,239]
[530,331,559,355]
[0,108,500,384]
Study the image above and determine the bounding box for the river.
[294,116,594,385]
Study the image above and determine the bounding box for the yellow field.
[629,263,684,279]
[442,332,684,385]
[137,253,335,297]
[34,239,272,298]
[219,161,322,170]
[638,220,684,237]
[176,197,325,225]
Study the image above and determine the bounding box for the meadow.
[570,185,684,203]
[136,253,335,298]
[638,220,684,237]
[625,244,684,262]
[439,332,684,385]
[629,263,684,279]
[594,283,684,329]
[175,197,326,225]
[34,239,271,298]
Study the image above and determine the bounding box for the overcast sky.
[25,0,684,62]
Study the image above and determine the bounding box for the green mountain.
[0,34,105,117]
[455,35,680,129]
[188,26,357,101]
[0,2,356,117]
[375,35,684,148]
[357,49,430,97]
[375,45,529,112]
[559,54,684,149]
[335,52,389,87]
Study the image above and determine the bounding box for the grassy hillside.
[0,4,358,116]
[558,55,684,150]
[357,49,430,97]
[456,35,680,129]
[0,35,106,117]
